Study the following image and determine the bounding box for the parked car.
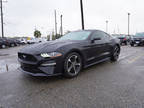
[14,39,23,45]
[117,35,129,45]
[18,38,27,44]
[7,38,17,47]
[130,33,144,46]
[1,38,17,47]
[0,38,7,48]
[34,38,47,43]
[18,30,121,78]
[27,38,35,44]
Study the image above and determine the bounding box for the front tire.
[111,46,120,62]
[11,44,15,47]
[63,52,82,78]
[125,42,127,45]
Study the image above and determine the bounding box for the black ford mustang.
[18,30,120,78]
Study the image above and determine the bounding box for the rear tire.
[131,43,134,47]
[1,44,6,49]
[111,46,120,62]
[63,52,82,78]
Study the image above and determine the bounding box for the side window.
[91,31,111,41]
[91,31,103,40]
[100,32,111,40]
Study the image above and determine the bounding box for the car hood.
[19,40,81,55]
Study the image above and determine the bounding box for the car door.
[100,32,113,58]
[83,31,106,64]
[91,31,110,61]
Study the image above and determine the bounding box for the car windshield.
[118,35,125,38]
[135,33,144,37]
[59,31,91,40]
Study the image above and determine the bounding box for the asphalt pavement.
[0,45,144,108]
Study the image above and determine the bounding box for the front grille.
[134,38,141,41]
[21,63,43,74]
[135,40,141,41]
[18,53,37,62]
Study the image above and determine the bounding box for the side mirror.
[91,38,101,43]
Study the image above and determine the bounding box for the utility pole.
[60,15,63,36]
[54,10,57,39]
[117,25,120,34]
[128,13,130,36]
[106,20,108,33]
[0,0,4,38]
[80,0,85,30]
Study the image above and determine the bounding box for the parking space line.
[127,54,144,64]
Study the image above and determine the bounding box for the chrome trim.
[41,63,56,66]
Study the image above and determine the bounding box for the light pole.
[106,20,108,33]
[54,10,57,39]
[80,0,85,30]
[128,13,130,36]
[60,15,63,36]
[0,0,4,38]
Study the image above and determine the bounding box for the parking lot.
[0,45,144,107]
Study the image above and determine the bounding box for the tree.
[47,35,50,41]
[56,34,61,39]
[52,31,56,40]
[34,29,41,38]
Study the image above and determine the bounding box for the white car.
[19,38,27,44]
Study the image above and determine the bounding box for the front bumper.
[18,67,61,77]
[131,40,144,45]
[18,56,63,76]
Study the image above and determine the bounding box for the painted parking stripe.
[126,54,144,64]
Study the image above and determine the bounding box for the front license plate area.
[136,41,140,44]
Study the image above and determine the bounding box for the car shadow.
[21,60,114,84]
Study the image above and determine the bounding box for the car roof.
[74,29,103,33]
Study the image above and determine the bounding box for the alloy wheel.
[113,46,120,60]
[65,54,82,76]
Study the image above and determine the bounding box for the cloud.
[2,0,144,37]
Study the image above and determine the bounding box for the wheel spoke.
[114,47,119,59]
[73,65,77,74]
[68,65,73,72]
[75,63,81,66]
[68,59,72,63]
[73,55,78,64]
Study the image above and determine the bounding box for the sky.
[2,0,144,37]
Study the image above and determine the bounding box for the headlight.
[41,52,62,58]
